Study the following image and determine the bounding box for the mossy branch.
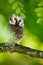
[0,43,43,59]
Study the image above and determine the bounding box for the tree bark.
[0,43,43,59]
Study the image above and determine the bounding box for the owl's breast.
[14,25,24,39]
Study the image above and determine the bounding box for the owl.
[9,14,24,44]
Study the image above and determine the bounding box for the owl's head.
[9,14,24,27]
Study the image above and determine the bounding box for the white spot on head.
[19,18,24,27]
[16,15,21,22]
[17,15,19,21]
[9,14,17,25]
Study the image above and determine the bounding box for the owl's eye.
[19,18,24,27]
[9,14,17,25]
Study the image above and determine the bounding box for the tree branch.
[0,43,43,59]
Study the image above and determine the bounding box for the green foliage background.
[0,0,43,65]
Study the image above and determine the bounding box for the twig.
[0,43,43,59]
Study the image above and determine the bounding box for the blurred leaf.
[0,0,43,65]
[0,14,16,44]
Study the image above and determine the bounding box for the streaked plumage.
[9,14,24,44]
